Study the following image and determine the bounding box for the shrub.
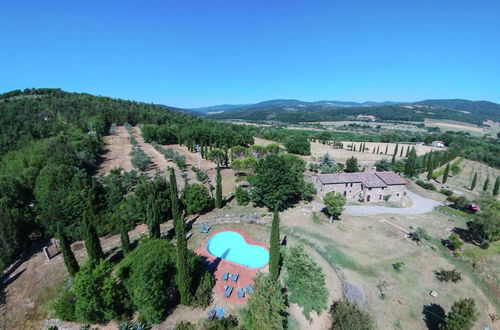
[439,298,478,330]
[130,146,151,171]
[204,315,239,330]
[329,300,375,330]
[73,260,127,324]
[448,233,464,250]
[117,239,178,323]
[412,227,430,241]
[52,285,76,321]
[193,272,215,308]
[392,261,405,271]
[416,179,436,191]
[435,269,462,283]
[440,189,454,196]
[284,135,311,155]
[175,322,195,330]
[191,167,208,182]
[182,183,213,214]
[235,186,250,206]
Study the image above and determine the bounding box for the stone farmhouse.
[313,171,407,203]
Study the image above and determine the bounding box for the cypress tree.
[493,177,499,196]
[376,146,380,154]
[384,145,388,155]
[400,145,404,157]
[483,176,490,192]
[372,147,375,154]
[443,163,450,183]
[353,144,356,152]
[404,147,417,176]
[215,163,223,208]
[119,221,131,256]
[406,146,410,157]
[470,173,477,190]
[170,167,180,225]
[269,209,281,281]
[82,207,104,262]
[426,155,434,180]
[422,153,428,170]
[56,226,79,276]
[146,193,161,238]
[392,144,399,164]
[176,213,192,305]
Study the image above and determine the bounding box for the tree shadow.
[422,303,445,330]
[452,225,479,245]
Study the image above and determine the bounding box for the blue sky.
[1,0,499,107]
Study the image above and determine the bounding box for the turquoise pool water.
[206,231,269,268]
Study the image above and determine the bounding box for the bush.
[412,227,430,241]
[204,315,239,330]
[440,189,454,196]
[175,322,195,330]
[235,186,250,206]
[435,269,462,283]
[130,146,151,171]
[73,260,127,324]
[416,179,436,191]
[117,239,178,323]
[52,285,76,321]
[448,233,464,250]
[193,272,215,308]
[191,167,208,182]
[182,183,213,214]
[392,261,405,271]
[329,300,375,330]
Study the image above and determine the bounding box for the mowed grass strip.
[324,245,378,277]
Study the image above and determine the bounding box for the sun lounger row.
[221,272,239,282]
[222,284,254,299]
[199,225,211,233]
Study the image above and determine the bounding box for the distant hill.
[202,98,500,124]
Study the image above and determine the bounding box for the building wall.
[314,176,406,203]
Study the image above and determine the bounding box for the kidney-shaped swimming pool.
[206,230,269,268]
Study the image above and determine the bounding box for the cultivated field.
[254,137,443,169]
[424,119,486,136]
[421,158,500,201]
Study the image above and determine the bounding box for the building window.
[361,185,364,190]
[397,193,400,197]
[343,191,347,197]
[368,188,372,191]
[345,183,348,187]
[350,183,353,187]
[379,195,382,200]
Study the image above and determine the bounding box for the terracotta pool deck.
[195,228,268,304]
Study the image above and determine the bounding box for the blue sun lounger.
[199,225,211,233]
[222,272,229,281]
[223,286,233,298]
[237,288,245,299]
[231,273,239,283]
[245,284,254,294]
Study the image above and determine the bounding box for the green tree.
[439,298,478,330]
[466,198,500,244]
[73,259,126,323]
[240,273,286,330]
[392,144,399,164]
[235,186,250,205]
[176,214,192,305]
[482,176,489,192]
[117,239,177,323]
[56,226,79,276]
[285,135,311,155]
[470,173,477,190]
[208,148,226,165]
[170,168,181,225]
[345,157,359,173]
[82,206,104,262]
[384,145,388,155]
[493,177,499,196]
[284,245,328,319]
[249,154,309,210]
[404,147,417,176]
[182,183,212,214]
[269,210,281,281]
[323,192,346,221]
[215,164,223,208]
[330,300,375,330]
[443,163,450,183]
[427,155,434,180]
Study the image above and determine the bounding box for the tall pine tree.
[384,145,388,155]
[82,206,104,262]
[56,226,79,276]
[119,221,131,256]
[426,155,434,180]
[493,177,499,196]
[215,163,223,208]
[269,209,281,281]
[170,167,180,225]
[443,163,450,183]
[400,146,404,157]
[470,173,477,190]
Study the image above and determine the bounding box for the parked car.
[466,204,480,213]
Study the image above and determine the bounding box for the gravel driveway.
[343,191,442,216]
